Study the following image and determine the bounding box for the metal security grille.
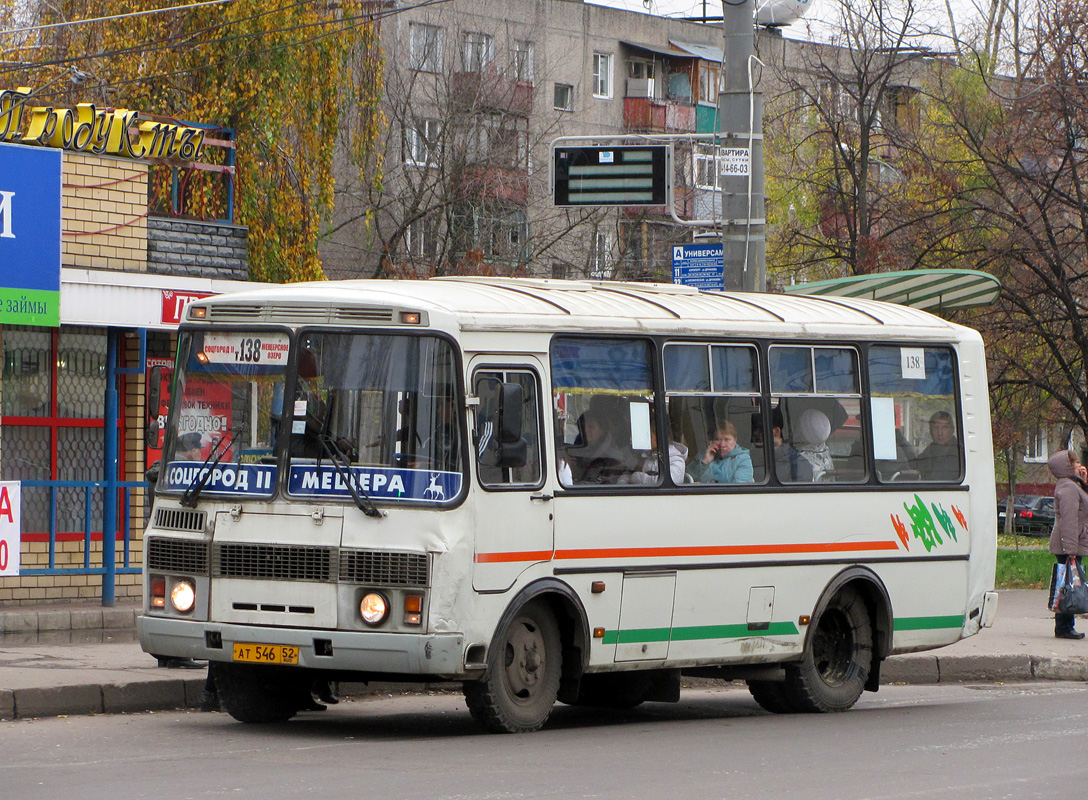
[153,507,208,533]
[147,537,210,574]
[339,549,429,587]
[213,543,335,582]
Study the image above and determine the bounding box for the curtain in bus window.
[769,347,813,393]
[551,339,653,390]
[711,346,758,392]
[664,345,710,392]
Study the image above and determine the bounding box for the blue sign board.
[288,465,462,504]
[0,143,61,325]
[672,243,724,292]
[161,462,278,498]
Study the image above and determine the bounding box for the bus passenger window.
[551,337,655,487]
[868,346,962,483]
[770,345,865,484]
[664,342,762,485]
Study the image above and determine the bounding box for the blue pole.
[102,328,118,606]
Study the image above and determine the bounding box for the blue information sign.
[0,143,61,326]
[671,243,724,291]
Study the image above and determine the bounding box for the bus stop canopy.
[782,269,1001,311]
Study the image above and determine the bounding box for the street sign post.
[672,243,724,291]
[553,145,669,207]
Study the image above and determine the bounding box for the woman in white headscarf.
[796,408,833,482]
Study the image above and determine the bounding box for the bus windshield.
[285,331,464,505]
[159,330,289,499]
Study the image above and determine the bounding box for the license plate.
[232,642,299,664]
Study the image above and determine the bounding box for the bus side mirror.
[145,366,163,448]
[496,382,528,468]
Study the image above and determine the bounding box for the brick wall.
[61,153,149,272]
[147,218,248,280]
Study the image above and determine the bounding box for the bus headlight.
[360,592,389,626]
[170,579,196,613]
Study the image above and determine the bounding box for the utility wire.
[0,0,237,36]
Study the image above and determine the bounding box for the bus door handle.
[530,493,553,502]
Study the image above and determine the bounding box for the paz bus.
[138,277,998,732]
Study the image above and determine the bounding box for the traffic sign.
[672,243,723,291]
[553,145,669,207]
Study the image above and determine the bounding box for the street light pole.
[718,0,765,292]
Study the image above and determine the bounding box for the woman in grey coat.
[1048,449,1088,639]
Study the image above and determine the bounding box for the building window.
[592,52,613,99]
[694,145,724,190]
[554,83,573,111]
[404,118,442,167]
[462,31,494,73]
[513,40,534,83]
[628,59,655,80]
[405,216,437,260]
[1025,426,1049,463]
[888,85,920,132]
[409,23,443,73]
[699,62,720,104]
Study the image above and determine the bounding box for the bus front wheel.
[783,586,873,713]
[464,601,562,733]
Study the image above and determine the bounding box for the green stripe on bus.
[894,615,965,631]
[602,621,800,645]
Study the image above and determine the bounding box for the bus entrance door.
[470,361,554,592]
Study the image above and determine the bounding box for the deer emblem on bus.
[424,474,444,500]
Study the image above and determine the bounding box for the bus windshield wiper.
[318,433,384,518]
[180,427,243,508]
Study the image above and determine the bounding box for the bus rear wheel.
[782,587,873,713]
[213,662,307,723]
[464,601,562,733]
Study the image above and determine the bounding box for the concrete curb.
[2,659,1087,721]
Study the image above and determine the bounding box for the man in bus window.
[915,410,960,481]
[687,420,754,484]
[568,395,636,484]
[752,409,812,483]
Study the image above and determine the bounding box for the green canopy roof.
[783,269,1001,311]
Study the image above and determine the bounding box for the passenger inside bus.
[751,408,813,483]
[686,420,754,484]
[915,410,960,481]
[619,424,688,485]
[795,408,834,482]
[566,395,638,484]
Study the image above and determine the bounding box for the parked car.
[997,494,1055,537]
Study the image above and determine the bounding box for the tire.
[463,601,562,733]
[213,662,306,724]
[571,672,654,709]
[747,680,796,714]
[782,587,873,713]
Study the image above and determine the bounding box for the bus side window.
[474,369,543,488]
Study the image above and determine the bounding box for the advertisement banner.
[0,481,22,576]
[0,143,61,326]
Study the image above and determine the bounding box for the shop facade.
[0,101,253,607]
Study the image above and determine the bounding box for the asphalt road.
[3,682,1086,799]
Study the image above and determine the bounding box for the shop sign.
[162,290,213,325]
[0,143,61,326]
[0,87,205,162]
[0,482,21,576]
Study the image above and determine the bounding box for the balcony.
[457,165,529,205]
[451,71,533,117]
[623,96,696,133]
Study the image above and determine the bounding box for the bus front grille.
[339,549,429,587]
[212,543,335,582]
[153,507,208,533]
[147,537,210,574]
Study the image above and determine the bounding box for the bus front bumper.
[138,615,467,677]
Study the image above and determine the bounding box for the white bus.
[138,277,998,732]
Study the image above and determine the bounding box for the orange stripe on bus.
[474,540,900,564]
